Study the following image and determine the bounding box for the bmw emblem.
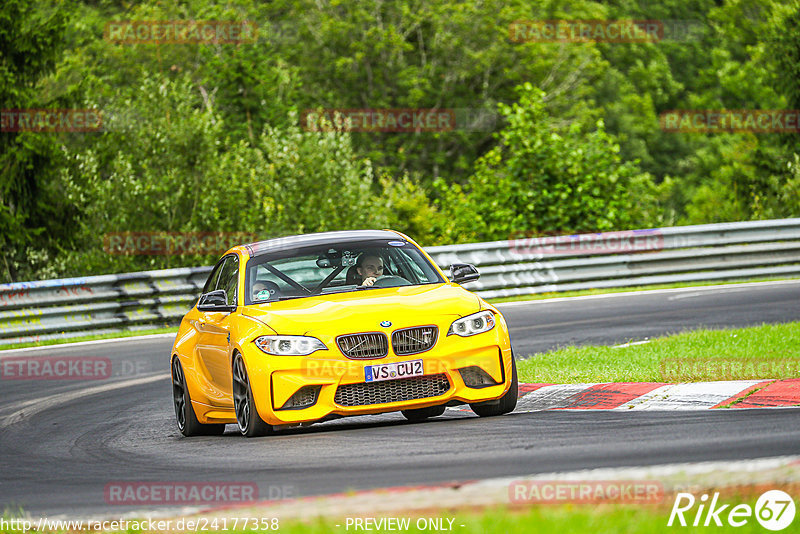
[380,320,392,328]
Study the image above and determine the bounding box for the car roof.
[244,229,405,257]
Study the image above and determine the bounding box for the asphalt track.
[1,280,800,517]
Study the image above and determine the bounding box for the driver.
[356,254,384,287]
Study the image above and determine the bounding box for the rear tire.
[401,405,446,422]
[172,357,226,437]
[470,353,518,417]
[232,354,273,438]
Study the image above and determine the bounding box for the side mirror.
[197,289,235,312]
[449,263,480,284]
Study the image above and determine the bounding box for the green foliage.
[378,173,446,246]
[673,0,799,224]
[0,0,74,281]
[436,84,660,242]
[57,74,385,277]
[770,1,800,110]
[281,0,611,184]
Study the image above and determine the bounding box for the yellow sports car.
[170,230,517,437]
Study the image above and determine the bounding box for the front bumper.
[242,322,513,426]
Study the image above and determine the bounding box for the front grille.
[336,332,389,359]
[334,374,451,407]
[392,326,438,355]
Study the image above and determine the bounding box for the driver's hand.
[362,277,377,287]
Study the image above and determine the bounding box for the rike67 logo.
[668,490,796,530]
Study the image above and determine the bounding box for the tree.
[280,0,611,184]
[681,0,800,223]
[58,73,388,276]
[0,0,74,281]
[435,84,660,243]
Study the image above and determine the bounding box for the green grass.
[0,326,178,351]
[486,276,800,304]
[517,321,800,383]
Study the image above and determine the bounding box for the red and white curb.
[513,379,800,411]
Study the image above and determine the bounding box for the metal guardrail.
[2,218,800,345]
[0,268,212,345]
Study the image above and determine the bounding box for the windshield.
[244,239,444,304]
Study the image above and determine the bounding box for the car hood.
[242,283,481,336]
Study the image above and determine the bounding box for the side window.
[381,251,400,278]
[392,247,436,284]
[217,255,240,306]
[400,250,426,282]
[388,249,417,283]
[202,259,226,294]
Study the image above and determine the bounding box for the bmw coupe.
[170,230,517,437]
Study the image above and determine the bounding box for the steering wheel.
[371,275,412,288]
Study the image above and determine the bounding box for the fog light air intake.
[279,385,321,410]
[458,366,500,388]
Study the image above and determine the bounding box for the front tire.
[172,357,226,437]
[470,352,518,417]
[232,354,273,437]
[402,405,446,422]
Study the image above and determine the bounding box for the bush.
[58,74,389,276]
[435,83,660,243]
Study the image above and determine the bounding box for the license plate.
[365,359,423,382]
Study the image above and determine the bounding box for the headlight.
[447,310,496,337]
[254,335,327,356]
